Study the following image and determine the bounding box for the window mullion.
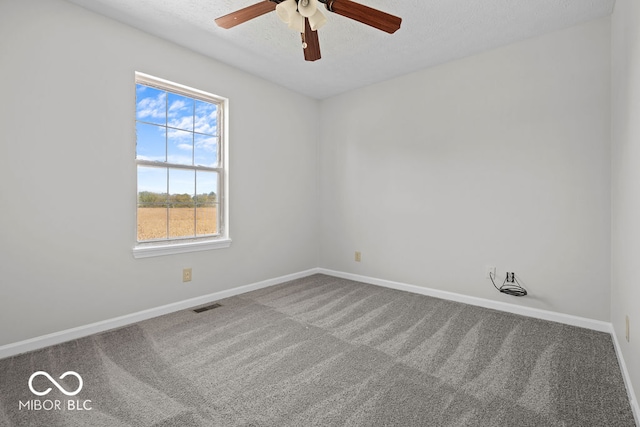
[165,166,169,241]
[192,103,197,238]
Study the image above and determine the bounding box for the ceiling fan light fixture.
[215,0,401,62]
[276,0,298,23]
[298,0,318,18]
[308,9,327,31]
[288,13,305,32]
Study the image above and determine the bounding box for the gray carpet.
[0,274,635,426]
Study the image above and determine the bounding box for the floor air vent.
[193,303,222,313]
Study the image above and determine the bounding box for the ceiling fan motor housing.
[271,0,334,10]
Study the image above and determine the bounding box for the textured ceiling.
[64,0,615,99]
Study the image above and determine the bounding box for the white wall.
[611,0,640,409]
[0,0,620,350]
[0,0,319,346]
[319,18,612,321]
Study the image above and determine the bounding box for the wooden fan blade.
[326,0,401,34]
[215,1,276,29]
[303,18,321,61]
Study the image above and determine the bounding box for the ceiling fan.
[215,0,402,62]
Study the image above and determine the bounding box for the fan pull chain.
[301,32,308,49]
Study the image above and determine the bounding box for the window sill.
[132,238,232,259]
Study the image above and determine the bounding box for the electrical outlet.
[355,251,361,262]
[183,268,192,282]
[485,266,496,279]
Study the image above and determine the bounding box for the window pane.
[169,207,195,238]
[137,166,168,241]
[168,168,195,238]
[195,100,218,135]
[168,93,194,131]
[137,206,168,241]
[196,206,217,236]
[196,171,218,204]
[136,85,166,126]
[136,123,166,161]
[168,129,193,165]
[194,134,217,167]
[138,166,167,199]
[196,171,218,236]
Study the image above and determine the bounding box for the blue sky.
[136,84,219,196]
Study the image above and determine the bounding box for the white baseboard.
[318,269,612,332]
[0,268,320,360]
[610,325,640,426]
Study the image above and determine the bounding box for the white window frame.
[132,72,230,258]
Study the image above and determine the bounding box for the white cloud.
[136,154,165,162]
[195,135,216,153]
[169,99,187,113]
[168,116,194,131]
[167,154,194,165]
[167,128,193,145]
[195,102,217,134]
[137,92,166,120]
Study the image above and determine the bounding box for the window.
[133,73,229,258]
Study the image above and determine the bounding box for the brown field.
[137,207,217,241]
